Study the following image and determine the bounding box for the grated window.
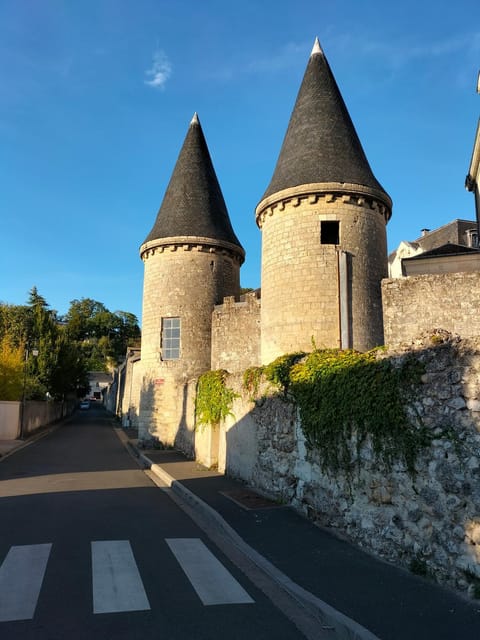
[161,317,181,360]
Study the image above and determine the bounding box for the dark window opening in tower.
[161,317,181,360]
[321,221,339,245]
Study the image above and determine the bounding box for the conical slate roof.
[261,38,390,206]
[143,114,243,251]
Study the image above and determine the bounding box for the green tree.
[0,288,90,400]
[48,331,89,399]
[25,287,59,398]
[0,304,30,347]
[0,290,140,399]
[64,298,140,369]
[0,336,24,400]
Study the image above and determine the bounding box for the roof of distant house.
[402,242,480,260]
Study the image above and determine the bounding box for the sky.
[1,0,479,325]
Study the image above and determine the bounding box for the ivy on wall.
[244,349,430,478]
[243,365,265,401]
[195,369,238,429]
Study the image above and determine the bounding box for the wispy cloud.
[145,50,172,89]
[330,31,480,69]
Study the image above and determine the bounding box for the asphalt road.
[0,406,308,640]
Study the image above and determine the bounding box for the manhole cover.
[220,489,283,510]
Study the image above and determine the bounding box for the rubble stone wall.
[220,336,480,597]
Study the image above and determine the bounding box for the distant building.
[402,242,480,276]
[87,371,112,400]
[388,219,479,277]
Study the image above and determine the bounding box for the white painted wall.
[0,401,72,440]
[0,401,20,439]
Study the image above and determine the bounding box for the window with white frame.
[161,317,181,360]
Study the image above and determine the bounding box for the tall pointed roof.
[260,38,391,207]
[142,114,244,253]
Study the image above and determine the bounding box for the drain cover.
[220,489,282,510]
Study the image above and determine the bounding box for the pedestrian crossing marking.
[166,538,254,605]
[0,538,253,621]
[91,540,151,614]
[0,543,52,622]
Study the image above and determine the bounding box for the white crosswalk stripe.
[91,540,150,614]
[166,538,254,605]
[0,543,52,622]
[0,538,254,621]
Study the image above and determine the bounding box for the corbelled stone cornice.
[255,182,392,228]
[140,235,245,263]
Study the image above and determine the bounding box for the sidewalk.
[126,437,480,640]
[0,439,24,458]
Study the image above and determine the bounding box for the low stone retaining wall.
[214,335,480,597]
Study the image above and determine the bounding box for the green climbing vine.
[242,365,265,401]
[242,348,431,478]
[263,352,306,393]
[289,349,430,477]
[195,369,238,429]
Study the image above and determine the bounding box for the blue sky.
[1,0,479,324]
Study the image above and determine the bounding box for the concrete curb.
[135,447,380,640]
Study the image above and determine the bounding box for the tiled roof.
[261,38,390,205]
[143,114,243,251]
[403,243,480,259]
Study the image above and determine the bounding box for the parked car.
[79,400,90,410]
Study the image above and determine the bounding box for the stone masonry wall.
[215,336,480,597]
[121,359,142,427]
[382,272,480,347]
[138,242,241,444]
[259,191,387,364]
[211,292,261,372]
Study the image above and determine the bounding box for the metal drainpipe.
[337,250,342,348]
[337,250,351,349]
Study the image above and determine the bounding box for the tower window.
[161,317,181,360]
[321,221,339,245]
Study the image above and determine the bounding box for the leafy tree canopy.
[63,297,141,369]
[0,335,24,401]
[0,288,140,401]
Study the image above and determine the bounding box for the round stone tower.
[139,113,244,442]
[256,38,392,364]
